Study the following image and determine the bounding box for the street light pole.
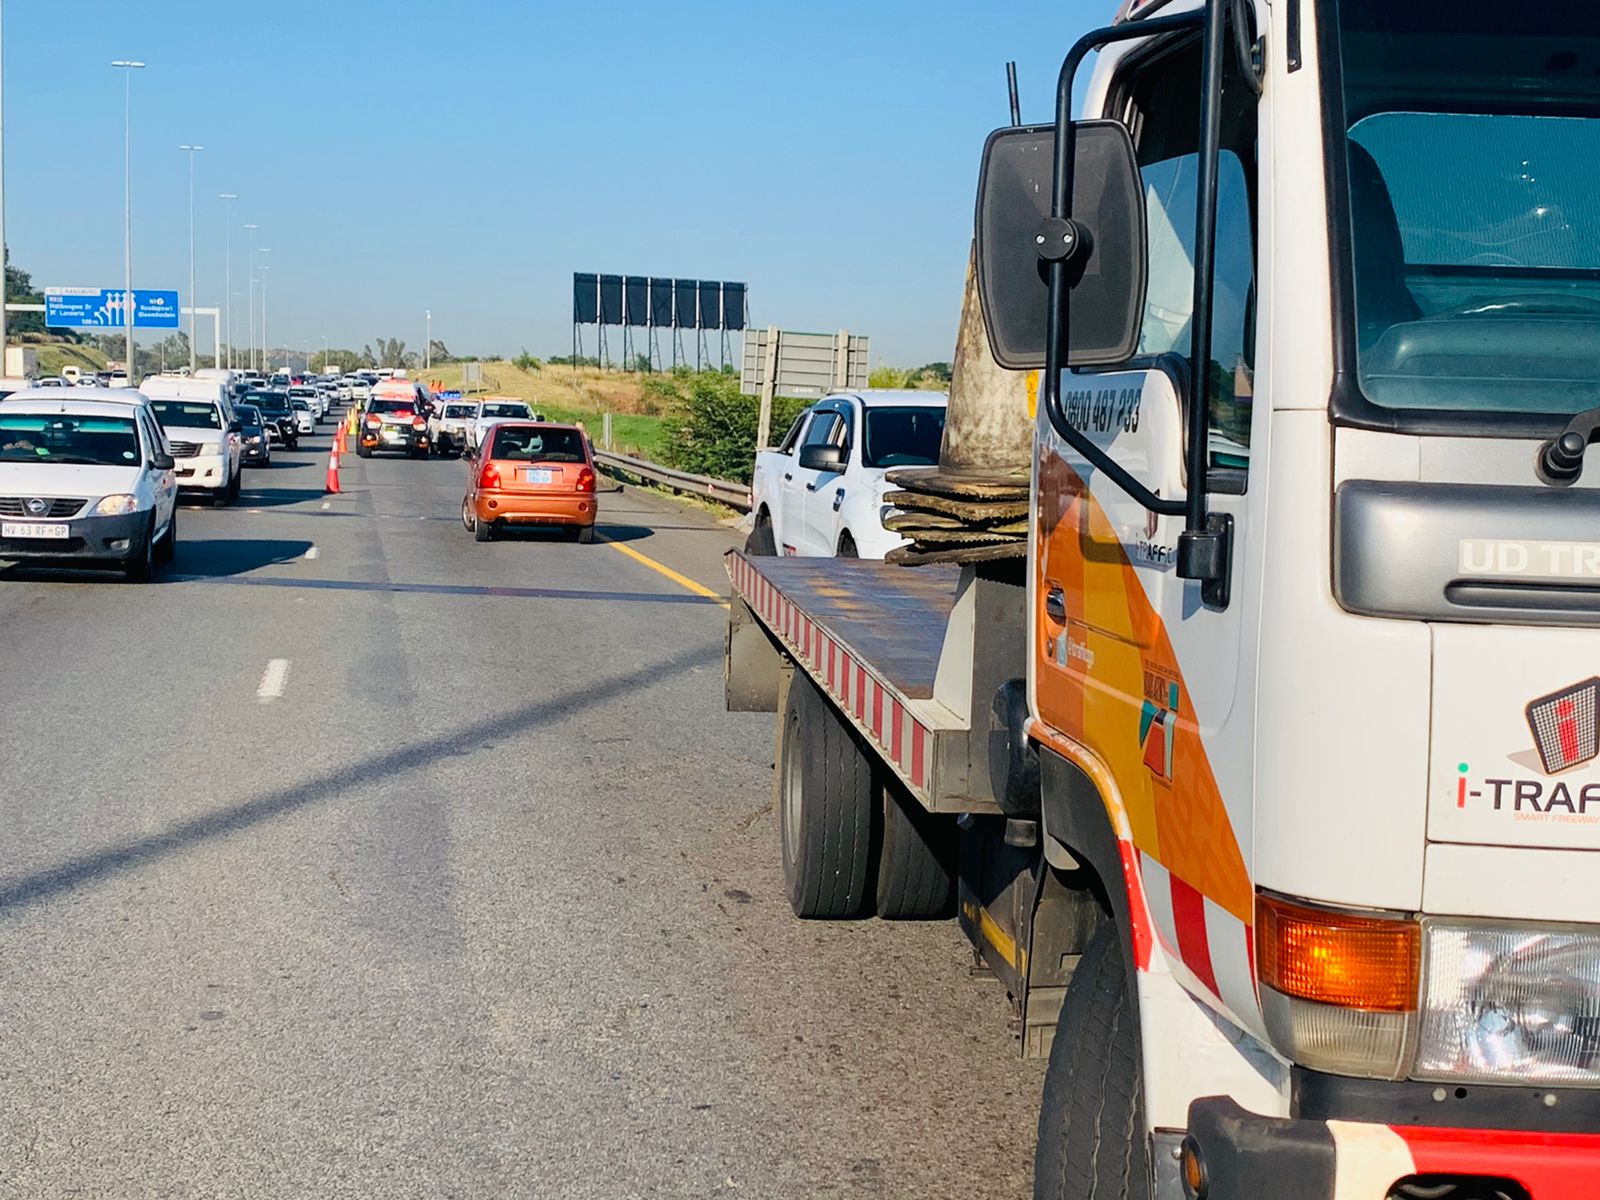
[258,252,271,370]
[425,309,431,370]
[243,223,257,370]
[218,194,236,368]
[1,1,9,368]
[180,144,203,372]
[112,60,146,383]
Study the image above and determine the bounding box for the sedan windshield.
[0,414,140,465]
[862,407,945,468]
[148,401,222,430]
[1336,0,1600,419]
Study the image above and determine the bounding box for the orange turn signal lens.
[1257,894,1420,1012]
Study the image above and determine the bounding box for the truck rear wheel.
[1034,919,1149,1200]
[874,775,955,919]
[780,674,873,918]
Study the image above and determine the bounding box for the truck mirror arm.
[1041,0,1235,606]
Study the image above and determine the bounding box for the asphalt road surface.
[0,417,1039,1199]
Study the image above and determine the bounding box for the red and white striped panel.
[1136,849,1263,1039]
[729,555,936,802]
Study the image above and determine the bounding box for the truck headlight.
[95,494,139,515]
[200,441,222,456]
[1415,921,1600,1086]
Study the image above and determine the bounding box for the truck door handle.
[805,482,818,492]
[784,472,793,482]
[1045,587,1067,624]
[832,488,845,511]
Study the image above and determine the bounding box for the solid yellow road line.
[598,534,730,609]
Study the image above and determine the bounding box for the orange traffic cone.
[325,446,341,494]
[334,422,346,454]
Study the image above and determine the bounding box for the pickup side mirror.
[150,452,175,471]
[798,445,844,473]
[975,120,1147,369]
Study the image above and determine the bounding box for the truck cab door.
[788,409,845,555]
[1032,39,1262,1008]
[803,402,854,555]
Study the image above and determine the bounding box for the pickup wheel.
[838,532,858,558]
[356,443,371,458]
[154,506,177,563]
[780,674,874,918]
[874,775,955,919]
[745,515,777,556]
[1034,919,1149,1200]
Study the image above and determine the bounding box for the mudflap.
[957,815,1102,1058]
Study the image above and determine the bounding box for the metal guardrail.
[593,449,751,512]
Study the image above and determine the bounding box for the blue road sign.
[45,287,181,329]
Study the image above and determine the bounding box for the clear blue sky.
[6,1,1103,366]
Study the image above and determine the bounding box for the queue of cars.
[0,368,346,581]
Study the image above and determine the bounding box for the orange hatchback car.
[462,422,599,543]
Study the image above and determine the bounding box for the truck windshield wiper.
[1536,405,1600,486]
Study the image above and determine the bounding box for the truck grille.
[167,440,201,458]
[1526,678,1600,774]
[0,497,85,518]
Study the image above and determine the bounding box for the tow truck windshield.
[1335,0,1600,420]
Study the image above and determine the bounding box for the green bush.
[512,351,542,371]
[661,373,809,484]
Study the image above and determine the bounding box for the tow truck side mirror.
[974,120,1147,370]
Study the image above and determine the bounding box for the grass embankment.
[415,361,670,459]
[33,342,108,376]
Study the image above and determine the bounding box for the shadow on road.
[0,641,721,915]
[167,538,315,578]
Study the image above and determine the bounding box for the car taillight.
[479,462,501,489]
[576,467,596,492]
[412,418,427,430]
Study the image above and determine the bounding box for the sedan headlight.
[246,435,263,444]
[199,441,222,456]
[1415,921,1600,1086]
[96,494,140,515]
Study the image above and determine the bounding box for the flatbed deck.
[727,551,1008,813]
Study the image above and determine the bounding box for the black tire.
[356,444,371,458]
[838,532,858,558]
[745,515,777,556]
[576,525,596,545]
[874,776,956,919]
[474,516,494,542]
[461,497,476,533]
[122,515,156,583]
[154,506,177,563]
[228,470,242,503]
[1035,920,1149,1200]
[779,675,874,918]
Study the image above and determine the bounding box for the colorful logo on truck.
[1526,677,1600,775]
[1140,667,1179,783]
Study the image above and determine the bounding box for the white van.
[138,375,244,504]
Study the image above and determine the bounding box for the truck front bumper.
[1187,1097,1600,1199]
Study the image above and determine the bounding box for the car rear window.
[148,400,223,430]
[0,414,140,465]
[369,398,415,414]
[490,426,586,463]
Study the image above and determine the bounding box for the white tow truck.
[723,0,1600,1196]
[746,389,948,559]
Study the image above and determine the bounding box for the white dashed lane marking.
[256,659,290,702]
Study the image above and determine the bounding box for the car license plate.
[2,522,69,539]
[521,468,554,483]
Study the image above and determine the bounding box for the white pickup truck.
[746,389,946,559]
